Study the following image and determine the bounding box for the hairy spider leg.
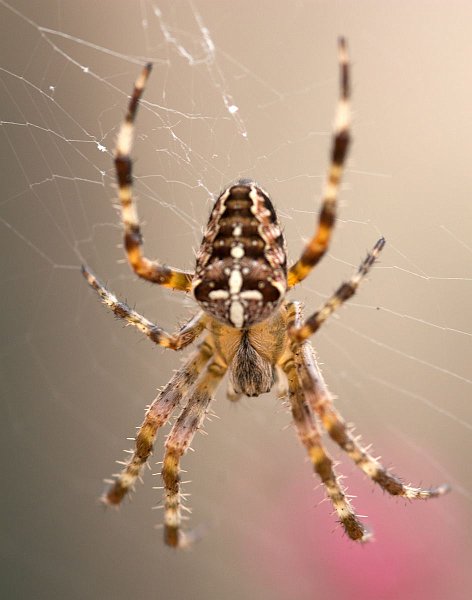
[288,37,350,289]
[161,358,227,548]
[115,63,193,291]
[103,339,214,505]
[290,237,386,343]
[280,344,369,542]
[82,266,205,349]
[298,338,451,499]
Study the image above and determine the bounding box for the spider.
[82,38,449,548]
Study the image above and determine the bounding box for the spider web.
[1,2,471,600]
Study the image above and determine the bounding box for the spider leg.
[82,266,205,349]
[115,63,193,291]
[298,339,450,500]
[288,37,350,289]
[290,237,385,343]
[103,338,214,505]
[162,358,227,548]
[280,350,370,542]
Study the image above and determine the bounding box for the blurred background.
[1,1,471,599]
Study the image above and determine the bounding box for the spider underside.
[82,38,449,548]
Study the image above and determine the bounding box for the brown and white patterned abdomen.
[193,180,287,329]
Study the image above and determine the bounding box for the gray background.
[1,2,471,599]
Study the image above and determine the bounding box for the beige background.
[1,2,471,599]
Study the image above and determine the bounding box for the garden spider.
[82,38,449,548]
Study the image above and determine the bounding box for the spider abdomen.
[193,180,287,329]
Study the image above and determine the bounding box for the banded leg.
[82,266,205,349]
[288,37,350,289]
[162,359,227,548]
[115,63,193,291]
[290,237,385,343]
[281,351,369,541]
[298,340,450,499]
[103,338,214,505]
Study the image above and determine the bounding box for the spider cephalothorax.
[193,180,287,329]
[82,38,449,549]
